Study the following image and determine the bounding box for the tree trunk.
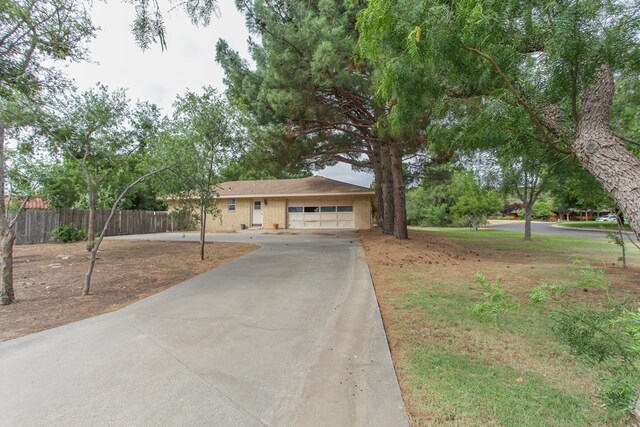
[0,121,15,305]
[370,144,384,228]
[380,144,395,235]
[86,184,97,251]
[389,140,408,240]
[524,204,533,241]
[82,167,166,296]
[83,246,98,295]
[572,64,640,240]
[0,226,15,304]
[199,203,206,261]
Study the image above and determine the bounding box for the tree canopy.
[357,0,640,237]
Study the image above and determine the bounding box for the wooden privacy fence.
[11,209,169,245]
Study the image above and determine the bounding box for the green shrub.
[469,273,516,321]
[168,205,197,231]
[50,224,87,243]
[529,282,567,304]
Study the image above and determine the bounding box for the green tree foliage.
[406,165,457,227]
[449,171,503,230]
[0,0,94,304]
[127,0,219,50]
[152,87,241,260]
[216,0,415,239]
[0,0,94,97]
[407,169,502,229]
[37,84,163,250]
[357,0,640,237]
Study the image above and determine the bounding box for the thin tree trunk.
[380,144,394,235]
[83,246,98,295]
[389,140,408,240]
[370,144,384,228]
[524,204,533,241]
[0,226,15,304]
[86,183,97,251]
[616,212,626,268]
[83,168,166,295]
[572,64,640,240]
[0,121,15,305]
[199,202,206,261]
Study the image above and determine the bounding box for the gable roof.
[215,176,374,198]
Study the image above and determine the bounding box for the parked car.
[595,214,618,222]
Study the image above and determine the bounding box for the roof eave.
[216,191,375,199]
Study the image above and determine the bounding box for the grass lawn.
[559,220,633,232]
[360,227,640,426]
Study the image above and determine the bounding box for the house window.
[320,206,337,212]
[337,206,353,212]
[253,201,261,210]
[304,206,319,213]
[228,199,236,211]
[288,207,303,213]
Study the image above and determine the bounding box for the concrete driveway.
[0,231,408,426]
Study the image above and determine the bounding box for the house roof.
[25,198,51,209]
[215,176,374,198]
[3,197,51,209]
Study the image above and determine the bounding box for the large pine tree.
[216,0,418,238]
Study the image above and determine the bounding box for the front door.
[252,200,263,226]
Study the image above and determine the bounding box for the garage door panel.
[287,200,355,229]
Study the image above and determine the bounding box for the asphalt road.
[489,220,631,239]
[0,231,408,427]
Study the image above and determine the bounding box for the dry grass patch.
[0,239,257,342]
[360,227,640,426]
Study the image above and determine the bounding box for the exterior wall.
[262,198,287,229]
[172,194,373,231]
[206,198,251,231]
[353,196,373,229]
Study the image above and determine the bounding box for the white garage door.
[287,203,355,229]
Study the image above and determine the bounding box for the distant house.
[502,203,524,220]
[24,198,51,209]
[170,176,375,231]
[4,197,51,210]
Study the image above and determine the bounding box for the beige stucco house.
[198,176,374,231]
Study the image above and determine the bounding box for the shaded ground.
[360,227,640,426]
[0,239,257,342]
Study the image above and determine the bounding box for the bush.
[50,224,87,243]
[168,205,197,231]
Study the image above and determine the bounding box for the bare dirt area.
[0,239,257,342]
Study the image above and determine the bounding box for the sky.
[60,0,374,188]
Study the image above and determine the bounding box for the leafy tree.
[499,156,549,241]
[547,165,612,220]
[357,0,640,238]
[406,164,457,226]
[152,87,241,260]
[0,0,93,305]
[406,187,448,227]
[532,201,555,220]
[450,171,503,230]
[33,102,166,211]
[36,85,167,295]
[39,84,133,250]
[216,0,417,239]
